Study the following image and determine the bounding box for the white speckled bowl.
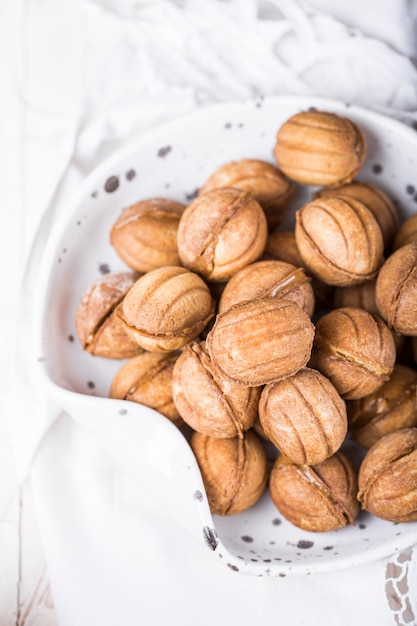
[33,95,417,577]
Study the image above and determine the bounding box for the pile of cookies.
[75,109,417,532]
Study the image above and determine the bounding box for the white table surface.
[2,1,417,624]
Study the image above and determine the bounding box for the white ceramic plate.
[33,95,417,577]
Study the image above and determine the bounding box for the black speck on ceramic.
[227,563,239,571]
[185,188,199,201]
[157,146,172,158]
[203,526,218,551]
[104,176,119,193]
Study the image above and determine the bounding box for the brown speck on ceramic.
[224,122,232,129]
[359,523,367,529]
[297,540,314,549]
[372,163,383,174]
[406,185,415,194]
[99,263,110,274]
[385,580,402,611]
[272,518,282,526]
[241,535,254,543]
[323,546,334,550]
[157,146,172,157]
[76,220,81,226]
[104,176,119,193]
[398,550,413,564]
[203,526,218,551]
[227,563,239,571]
[68,335,74,343]
[118,409,128,416]
[279,572,286,577]
[91,190,99,198]
[126,169,136,181]
[87,381,95,389]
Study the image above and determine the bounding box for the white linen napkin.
[6,1,417,624]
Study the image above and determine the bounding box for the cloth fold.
[7,1,417,624]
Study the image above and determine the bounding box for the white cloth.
[4,1,417,624]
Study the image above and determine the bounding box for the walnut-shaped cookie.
[314,181,398,252]
[177,187,267,282]
[207,298,315,387]
[274,110,366,186]
[110,197,185,272]
[75,271,143,359]
[218,259,314,317]
[110,351,181,424]
[269,451,360,532]
[190,430,268,516]
[310,307,396,400]
[393,212,417,250]
[119,266,215,352]
[172,341,260,438]
[295,195,384,287]
[358,428,417,522]
[259,368,347,465]
[198,159,294,231]
[375,242,417,336]
[333,280,379,317]
[347,364,417,449]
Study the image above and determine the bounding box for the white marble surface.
[0,2,57,622]
[2,1,417,624]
